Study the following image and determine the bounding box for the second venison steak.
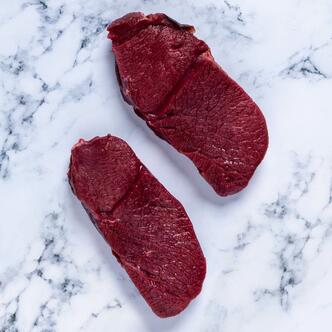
[68,135,206,317]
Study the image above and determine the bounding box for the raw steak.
[108,13,269,196]
[68,135,206,318]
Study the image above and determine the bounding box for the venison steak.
[68,135,206,317]
[108,12,269,196]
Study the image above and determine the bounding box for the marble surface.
[1,0,332,331]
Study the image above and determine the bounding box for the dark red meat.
[68,135,206,318]
[108,12,269,196]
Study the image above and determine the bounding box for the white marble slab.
[1,0,332,331]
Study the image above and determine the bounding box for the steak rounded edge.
[107,12,269,196]
[68,135,206,318]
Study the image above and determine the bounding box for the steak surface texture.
[108,12,269,196]
[68,135,206,318]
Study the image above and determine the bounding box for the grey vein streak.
[218,153,332,314]
[259,154,331,311]
[280,40,332,80]
[0,210,81,331]
[0,1,108,179]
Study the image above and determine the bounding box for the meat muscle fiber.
[68,135,206,318]
[108,13,269,196]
